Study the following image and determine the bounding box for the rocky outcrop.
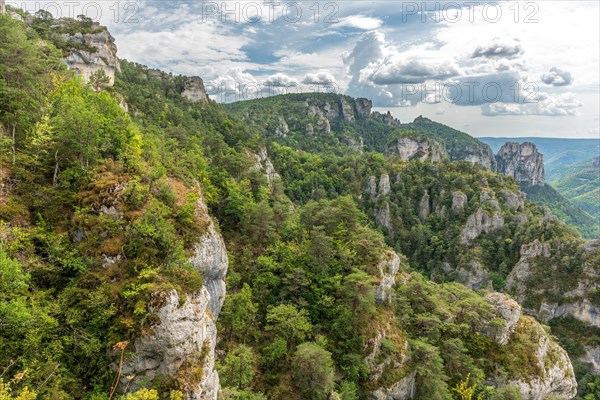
[248,147,281,187]
[387,137,446,162]
[580,346,600,374]
[355,98,373,118]
[62,29,120,86]
[496,142,545,186]
[375,250,402,303]
[460,208,504,243]
[366,176,378,198]
[375,202,393,233]
[122,196,228,399]
[484,292,521,345]
[451,191,467,214]
[456,144,498,171]
[364,324,415,400]
[504,317,577,400]
[455,260,491,290]
[379,174,391,197]
[121,289,220,400]
[506,239,600,327]
[182,76,210,103]
[274,116,290,136]
[371,111,402,127]
[189,215,229,318]
[418,192,430,221]
[369,371,416,400]
[500,189,525,211]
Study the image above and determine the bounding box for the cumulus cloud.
[302,71,337,85]
[472,38,524,59]
[264,73,300,87]
[541,67,573,86]
[482,92,583,116]
[335,15,383,30]
[363,58,459,85]
[206,69,260,102]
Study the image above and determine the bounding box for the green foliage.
[291,342,335,400]
[218,344,256,389]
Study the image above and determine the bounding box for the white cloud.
[334,15,383,30]
[541,67,574,86]
[482,92,583,116]
[302,71,337,85]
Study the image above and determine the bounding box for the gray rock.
[500,189,525,210]
[369,371,416,400]
[376,250,402,303]
[366,176,378,198]
[484,292,521,345]
[340,98,355,122]
[121,289,220,400]
[579,345,600,374]
[189,203,229,318]
[388,137,446,162]
[451,191,467,214]
[455,261,491,290]
[182,76,209,103]
[355,98,373,118]
[275,116,290,136]
[460,209,504,243]
[379,174,391,197]
[496,142,545,186]
[505,319,577,400]
[375,201,394,233]
[62,30,120,86]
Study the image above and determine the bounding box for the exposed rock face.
[364,324,415,400]
[340,98,355,122]
[375,250,402,303]
[484,292,521,345]
[506,239,600,327]
[62,29,120,86]
[121,289,220,400]
[189,215,229,318]
[369,371,416,400]
[371,111,402,127]
[379,174,391,197]
[122,197,228,399]
[355,98,373,118]
[366,176,378,198]
[455,260,491,290]
[460,208,505,243]
[182,76,210,103]
[457,144,498,171]
[387,137,445,162]
[496,142,545,186]
[375,202,393,233]
[505,317,577,400]
[580,346,600,374]
[248,147,281,187]
[275,116,290,136]
[500,189,525,211]
[451,191,467,214]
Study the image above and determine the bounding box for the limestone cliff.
[496,142,545,186]
[182,76,210,103]
[387,136,446,162]
[61,27,121,86]
[122,197,228,399]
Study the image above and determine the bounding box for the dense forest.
[0,11,598,400]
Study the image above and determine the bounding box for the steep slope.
[550,158,600,223]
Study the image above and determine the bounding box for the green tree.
[292,342,335,400]
[219,344,255,390]
[265,304,312,350]
[220,283,258,342]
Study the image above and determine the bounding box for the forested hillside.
[0,11,599,400]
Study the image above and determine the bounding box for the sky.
[10,0,600,138]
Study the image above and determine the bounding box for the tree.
[89,69,111,92]
[292,342,335,400]
[219,283,258,342]
[219,345,255,390]
[265,304,312,350]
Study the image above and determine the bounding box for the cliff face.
[496,142,545,186]
[387,136,446,162]
[62,29,121,86]
[122,198,228,399]
[182,76,210,103]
